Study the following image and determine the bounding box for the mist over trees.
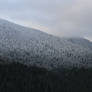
[0,19,92,70]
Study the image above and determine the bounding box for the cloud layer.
[0,0,92,40]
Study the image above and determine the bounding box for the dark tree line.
[0,62,92,92]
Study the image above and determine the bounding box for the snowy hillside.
[0,19,92,69]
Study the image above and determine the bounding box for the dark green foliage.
[0,62,92,92]
[56,67,92,92]
[0,62,63,92]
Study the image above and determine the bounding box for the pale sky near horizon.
[0,0,92,41]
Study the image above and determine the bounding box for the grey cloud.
[0,0,92,41]
[51,0,92,38]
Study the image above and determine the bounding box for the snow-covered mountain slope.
[0,19,92,69]
[64,37,92,50]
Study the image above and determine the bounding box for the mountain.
[0,19,92,70]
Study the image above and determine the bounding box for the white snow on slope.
[0,19,92,69]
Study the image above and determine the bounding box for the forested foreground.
[0,62,92,92]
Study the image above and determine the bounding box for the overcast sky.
[0,0,92,41]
